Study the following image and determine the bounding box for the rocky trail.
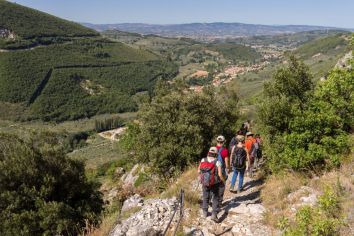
[185,167,277,236]
[110,161,281,236]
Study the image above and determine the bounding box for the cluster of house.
[220,61,270,78]
[0,28,16,40]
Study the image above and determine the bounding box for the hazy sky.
[8,0,354,28]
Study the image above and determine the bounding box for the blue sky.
[8,0,354,28]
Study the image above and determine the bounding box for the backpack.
[217,147,228,180]
[232,146,247,169]
[199,159,219,187]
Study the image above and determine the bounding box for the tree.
[0,133,103,236]
[259,55,353,172]
[259,55,314,137]
[128,81,238,179]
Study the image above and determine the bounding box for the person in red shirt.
[245,132,257,177]
[215,135,229,210]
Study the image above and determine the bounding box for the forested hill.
[0,1,178,122]
[0,0,97,38]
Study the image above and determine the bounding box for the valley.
[0,0,353,235]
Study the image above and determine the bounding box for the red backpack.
[199,159,219,187]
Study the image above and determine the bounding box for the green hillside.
[294,33,350,79]
[207,43,261,63]
[0,2,178,122]
[0,0,97,38]
[295,33,348,59]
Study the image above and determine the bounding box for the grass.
[261,146,354,235]
[261,172,307,228]
[68,135,124,169]
[162,167,200,220]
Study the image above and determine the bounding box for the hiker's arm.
[246,148,250,170]
[225,156,230,171]
[197,163,201,174]
[218,165,225,183]
[230,146,235,169]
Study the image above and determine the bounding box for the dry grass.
[162,166,201,228]
[81,214,117,236]
[261,172,307,228]
[162,167,200,207]
[261,151,354,236]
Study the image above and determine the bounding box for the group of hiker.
[198,120,262,222]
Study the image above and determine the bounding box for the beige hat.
[236,135,245,142]
[246,131,254,136]
[209,147,218,154]
[216,135,225,142]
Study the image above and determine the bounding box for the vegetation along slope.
[0,1,178,122]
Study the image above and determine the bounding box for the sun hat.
[208,147,218,157]
[236,135,245,142]
[216,135,225,142]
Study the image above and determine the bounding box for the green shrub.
[283,187,343,236]
[0,133,103,235]
[132,81,239,178]
[259,55,353,172]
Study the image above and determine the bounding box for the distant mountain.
[82,22,351,39]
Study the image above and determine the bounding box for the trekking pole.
[173,189,184,236]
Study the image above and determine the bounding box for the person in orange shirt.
[245,132,257,177]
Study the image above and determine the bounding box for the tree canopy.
[122,81,239,179]
[259,55,353,172]
[0,133,103,235]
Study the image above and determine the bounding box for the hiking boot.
[237,189,241,194]
[211,214,219,223]
[229,185,235,192]
[202,211,208,218]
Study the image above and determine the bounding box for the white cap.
[209,147,218,154]
[216,135,225,142]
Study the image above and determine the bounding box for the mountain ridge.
[82,22,353,39]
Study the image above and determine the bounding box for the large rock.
[228,203,250,215]
[287,186,318,212]
[121,164,140,187]
[121,194,144,213]
[248,204,266,216]
[110,197,178,236]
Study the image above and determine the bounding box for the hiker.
[240,120,250,135]
[243,120,251,131]
[215,135,229,210]
[254,133,263,169]
[245,131,257,177]
[228,130,244,155]
[229,136,249,193]
[198,147,225,222]
[239,124,247,136]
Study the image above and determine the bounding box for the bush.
[0,133,103,235]
[259,55,353,172]
[283,187,343,236]
[130,80,238,179]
